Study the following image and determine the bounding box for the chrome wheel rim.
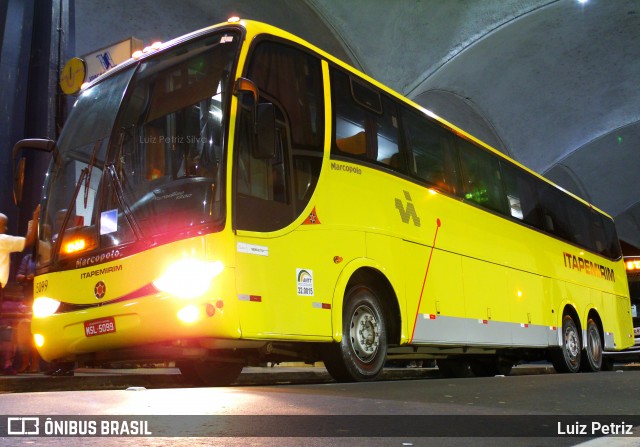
[349,304,380,363]
[565,324,580,363]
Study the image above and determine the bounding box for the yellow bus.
[13,18,634,384]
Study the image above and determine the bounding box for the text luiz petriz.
[557,421,633,435]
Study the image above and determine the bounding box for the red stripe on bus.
[410,218,441,343]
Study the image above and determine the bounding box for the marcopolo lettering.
[563,252,615,282]
[76,249,122,268]
[331,162,362,175]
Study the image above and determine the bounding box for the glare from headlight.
[153,259,224,299]
[34,334,45,347]
[177,304,200,323]
[33,297,61,318]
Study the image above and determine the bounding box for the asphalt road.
[1,365,639,446]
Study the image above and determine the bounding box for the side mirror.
[12,138,55,206]
[234,77,258,115]
[234,77,276,159]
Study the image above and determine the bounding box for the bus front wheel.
[322,284,388,382]
[550,314,581,373]
[177,360,244,386]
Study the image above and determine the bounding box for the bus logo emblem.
[395,190,421,227]
[94,281,107,299]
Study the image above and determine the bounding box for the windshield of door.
[37,30,240,268]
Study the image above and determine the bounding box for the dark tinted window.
[401,108,458,193]
[458,138,507,214]
[331,68,399,168]
[236,41,324,232]
[501,162,542,227]
[248,41,324,150]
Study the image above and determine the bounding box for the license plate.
[84,317,116,337]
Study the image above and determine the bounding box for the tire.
[580,318,602,372]
[469,357,513,377]
[177,360,244,386]
[437,359,473,378]
[550,314,581,373]
[322,284,387,382]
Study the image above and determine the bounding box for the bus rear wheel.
[322,284,387,382]
[580,318,602,372]
[550,314,581,373]
[177,360,244,386]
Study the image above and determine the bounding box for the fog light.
[177,305,200,323]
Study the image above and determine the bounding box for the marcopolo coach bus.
[13,18,633,385]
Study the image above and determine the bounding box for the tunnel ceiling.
[76,0,640,248]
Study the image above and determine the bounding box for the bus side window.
[332,68,374,160]
[538,183,573,241]
[457,137,508,215]
[376,96,401,171]
[401,108,458,193]
[500,161,543,228]
[331,68,400,168]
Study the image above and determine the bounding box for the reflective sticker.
[238,294,262,302]
[237,242,269,257]
[297,269,314,296]
[100,209,118,235]
[312,302,331,309]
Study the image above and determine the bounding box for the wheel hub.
[350,304,380,362]
[565,326,580,360]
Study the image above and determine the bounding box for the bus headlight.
[33,297,61,318]
[153,259,224,299]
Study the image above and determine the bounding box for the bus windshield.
[38,31,240,267]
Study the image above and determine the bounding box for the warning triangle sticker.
[303,207,321,225]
